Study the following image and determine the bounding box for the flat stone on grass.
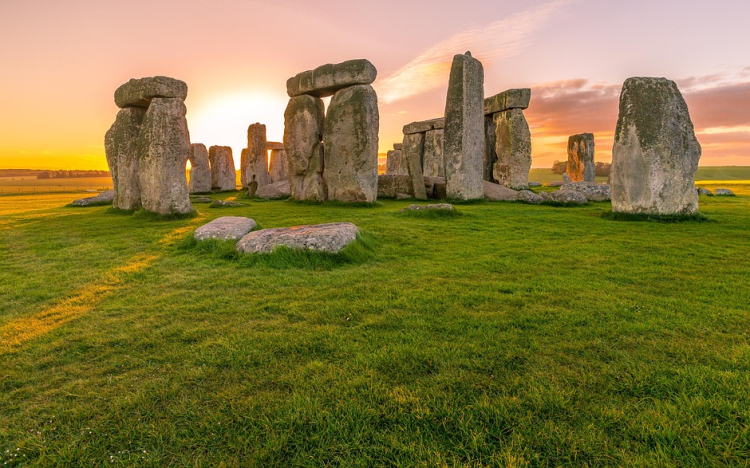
[194,216,257,241]
[71,190,115,207]
[236,222,359,254]
[400,203,455,212]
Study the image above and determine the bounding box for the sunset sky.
[1,0,749,170]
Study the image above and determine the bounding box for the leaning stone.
[286,59,377,98]
[284,95,327,202]
[484,89,531,115]
[444,52,485,200]
[400,203,455,212]
[561,182,611,201]
[137,98,193,215]
[696,187,712,196]
[715,188,735,196]
[255,180,291,199]
[267,141,284,151]
[540,190,587,205]
[245,123,273,196]
[422,129,445,178]
[72,190,115,207]
[188,143,212,193]
[114,76,188,108]
[514,190,543,205]
[194,216,257,241]
[377,174,413,199]
[567,133,596,182]
[483,180,518,201]
[403,117,444,135]
[209,146,236,192]
[324,84,379,202]
[493,109,531,190]
[611,77,701,215]
[105,107,145,210]
[236,222,359,254]
[403,133,428,200]
[269,149,289,183]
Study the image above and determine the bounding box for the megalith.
[209,146,236,192]
[244,123,272,195]
[493,109,532,190]
[284,95,327,202]
[188,143,212,193]
[287,59,377,98]
[423,128,445,178]
[268,143,289,183]
[137,98,193,215]
[105,107,145,210]
[403,133,428,200]
[611,77,701,215]
[444,52,484,200]
[567,133,596,183]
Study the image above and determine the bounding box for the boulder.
[188,143,212,193]
[255,180,291,199]
[483,180,518,201]
[194,216,257,241]
[244,123,273,195]
[209,146,236,192]
[236,222,359,254]
[422,129,445,178]
[324,84,379,202]
[286,59,377,98]
[403,117,444,135]
[444,52,485,200]
[269,149,289,183]
[696,187,713,196]
[493,109,531,190]
[715,188,735,196]
[540,190,587,205]
[567,133,596,183]
[611,77,701,215]
[514,190,543,205]
[71,190,115,207]
[560,182,611,201]
[484,88,531,115]
[114,76,188,109]
[403,133,428,199]
[105,107,145,210]
[377,174,413,199]
[400,203,455,212]
[284,95,327,201]
[137,98,193,215]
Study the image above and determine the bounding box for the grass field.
[1,185,749,466]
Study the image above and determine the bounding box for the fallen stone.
[514,190,543,205]
[611,77,701,215]
[567,133,596,183]
[561,182,611,201]
[493,109,531,190]
[696,187,713,196]
[403,117,444,135]
[403,133,428,200]
[287,59,377,98]
[189,143,212,193]
[444,52,485,200]
[377,174,413,199]
[284,95,327,201]
[539,190,587,205]
[194,216,257,241]
[209,146,236,192]
[210,200,244,208]
[245,123,273,196]
[105,107,145,210]
[422,129,445,178]
[269,149,289,183]
[483,180,518,201]
[484,88,531,115]
[72,190,115,207]
[715,188,735,196]
[400,203,455,212]
[236,222,359,254]
[114,76,188,108]
[255,180,291,199]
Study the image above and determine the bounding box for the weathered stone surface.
[137,98,193,214]
[255,180,291,199]
[209,146,236,192]
[484,88,531,115]
[400,203,454,212]
[403,133,428,200]
[422,129,445,178]
[715,188,735,196]
[567,133,596,182]
[114,76,188,109]
[324,84,379,202]
[539,190,587,205]
[483,180,518,201]
[237,222,359,254]
[393,143,403,150]
[287,59,377,98]
[561,182,611,201]
[611,77,702,215]
[194,216,257,241]
[244,123,272,196]
[284,95,327,202]
[444,52,484,200]
[528,181,542,187]
[697,187,713,196]
[493,109,531,190]
[563,173,572,184]
[403,118,444,135]
[188,143,212,193]
[240,149,249,188]
[105,107,145,210]
[267,141,284,151]
[385,150,404,175]
[547,181,564,187]
[514,190,543,205]
[377,174,413,199]
[426,177,447,199]
[269,149,289,183]
[483,115,497,182]
[72,190,114,207]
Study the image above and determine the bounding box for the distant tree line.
[37,170,110,179]
[551,161,611,177]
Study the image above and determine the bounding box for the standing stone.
[240,148,249,188]
[386,149,403,175]
[483,115,497,182]
[284,95,327,202]
[444,52,484,200]
[188,143,212,193]
[493,109,531,190]
[137,98,193,215]
[422,129,445,178]
[567,133,596,183]
[245,123,272,195]
[209,146,236,192]
[403,133,428,200]
[105,107,145,210]
[611,77,701,215]
[269,149,289,183]
[324,84,379,202]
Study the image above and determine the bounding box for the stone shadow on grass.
[601,210,712,223]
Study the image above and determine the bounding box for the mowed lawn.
[1,186,749,466]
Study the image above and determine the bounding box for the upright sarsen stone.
[137,98,193,214]
[611,77,701,215]
[284,95,327,202]
[269,149,289,183]
[403,133,427,200]
[493,109,531,190]
[209,146,236,192]
[444,52,484,200]
[567,133,595,183]
[105,107,145,210]
[245,123,272,195]
[188,143,212,193]
[422,129,445,178]
[324,84,379,202]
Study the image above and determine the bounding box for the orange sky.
[1,0,749,170]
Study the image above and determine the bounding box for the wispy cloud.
[375,0,570,104]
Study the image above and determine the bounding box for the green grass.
[1,191,750,466]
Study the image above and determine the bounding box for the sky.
[1,0,749,170]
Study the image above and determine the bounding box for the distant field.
[0,176,113,194]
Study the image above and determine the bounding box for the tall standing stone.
[137,98,193,215]
[188,143,212,193]
[209,146,236,192]
[105,107,145,210]
[493,109,531,190]
[422,129,445,178]
[245,123,272,195]
[444,52,484,200]
[567,133,596,183]
[324,84,379,202]
[403,133,427,200]
[611,77,701,215]
[269,149,289,183]
[284,95,327,202]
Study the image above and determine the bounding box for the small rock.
[72,190,115,207]
[715,188,735,196]
[255,180,291,199]
[400,203,455,212]
[194,216,257,241]
[696,187,713,196]
[514,190,543,205]
[210,200,244,208]
[237,222,359,254]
